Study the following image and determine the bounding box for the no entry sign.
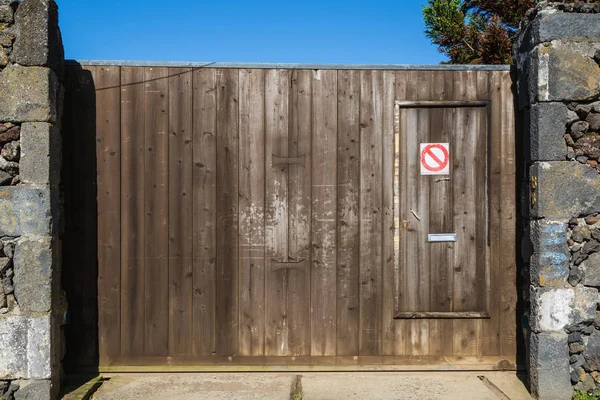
[420,143,450,175]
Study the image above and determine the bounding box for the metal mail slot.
[428,233,457,243]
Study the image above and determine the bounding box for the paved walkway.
[90,372,531,400]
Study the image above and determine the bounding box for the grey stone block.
[13,237,54,313]
[0,186,57,237]
[530,331,572,400]
[531,161,600,219]
[528,45,600,102]
[11,0,64,76]
[0,4,14,23]
[0,315,51,380]
[14,379,54,400]
[529,103,569,161]
[0,65,59,123]
[530,287,597,332]
[517,11,600,55]
[530,220,569,287]
[20,122,61,186]
[582,252,600,286]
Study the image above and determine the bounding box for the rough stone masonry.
[516,1,600,399]
[0,0,63,399]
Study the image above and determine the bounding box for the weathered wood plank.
[144,67,169,357]
[288,69,312,356]
[428,70,454,357]
[499,71,517,361]
[120,66,145,358]
[382,71,396,356]
[336,69,360,356]
[393,70,408,356]
[265,69,290,356]
[451,70,479,356]
[191,68,217,357]
[359,70,383,356]
[96,66,121,364]
[215,68,240,356]
[311,69,338,356]
[406,71,431,356]
[239,68,266,356]
[168,68,193,357]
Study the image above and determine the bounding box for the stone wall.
[516,2,600,399]
[0,0,63,399]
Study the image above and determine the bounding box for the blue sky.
[56,0,445,65]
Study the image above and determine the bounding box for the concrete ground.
[90,372,531,400]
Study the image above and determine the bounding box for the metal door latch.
[272,154,306,168]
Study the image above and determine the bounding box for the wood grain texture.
[336,69,361,356]
[96,66,121,364]
[287,70,312,356]
[143,67,169,357]
[239,69,266,356]
[192,68,217,357]
[451,70,480,356]
[65,65,518,367]
[168,68,193,356]
[359,70,383,356]
[427,70,454,357]
[265,69,291,356]
[498,71,517,361]
[311,70,338,356]
[215,68,240,356]
[381,71,396,356]
[120,66,145,358]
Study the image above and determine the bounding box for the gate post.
[0,0,63,399]
[516,2,600,399]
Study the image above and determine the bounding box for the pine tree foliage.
[423,0,536,64]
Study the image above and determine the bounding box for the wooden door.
[396,102,489,347]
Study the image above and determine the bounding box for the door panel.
[396,105,488,318]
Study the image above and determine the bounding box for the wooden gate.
[62,63,517,370]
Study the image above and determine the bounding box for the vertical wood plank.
[381,71,396,355]
[336,69,360,356]
[144,66,169,357]
[428,70,454,356]
[120,66,145,358]
[482,71,502,357]
[265,69,290,356]
[215,68,240,356]
[311,70,338,356]
[393,70,408,355]
[359,70,383,356]
[288,69,312,356]
[499,71,517,361]
[403,71,431,356]
[96,66,121,364]
[192,68,217,357]
[239,68,266,356]
[474,70,490,356]
[168,68,193,356]
[452,70,479,356]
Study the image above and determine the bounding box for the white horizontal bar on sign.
[428,233,457,243]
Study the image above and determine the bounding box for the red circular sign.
[421,144,449,172]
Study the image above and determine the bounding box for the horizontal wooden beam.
[395,100,489,108]
[394,311,490,319]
